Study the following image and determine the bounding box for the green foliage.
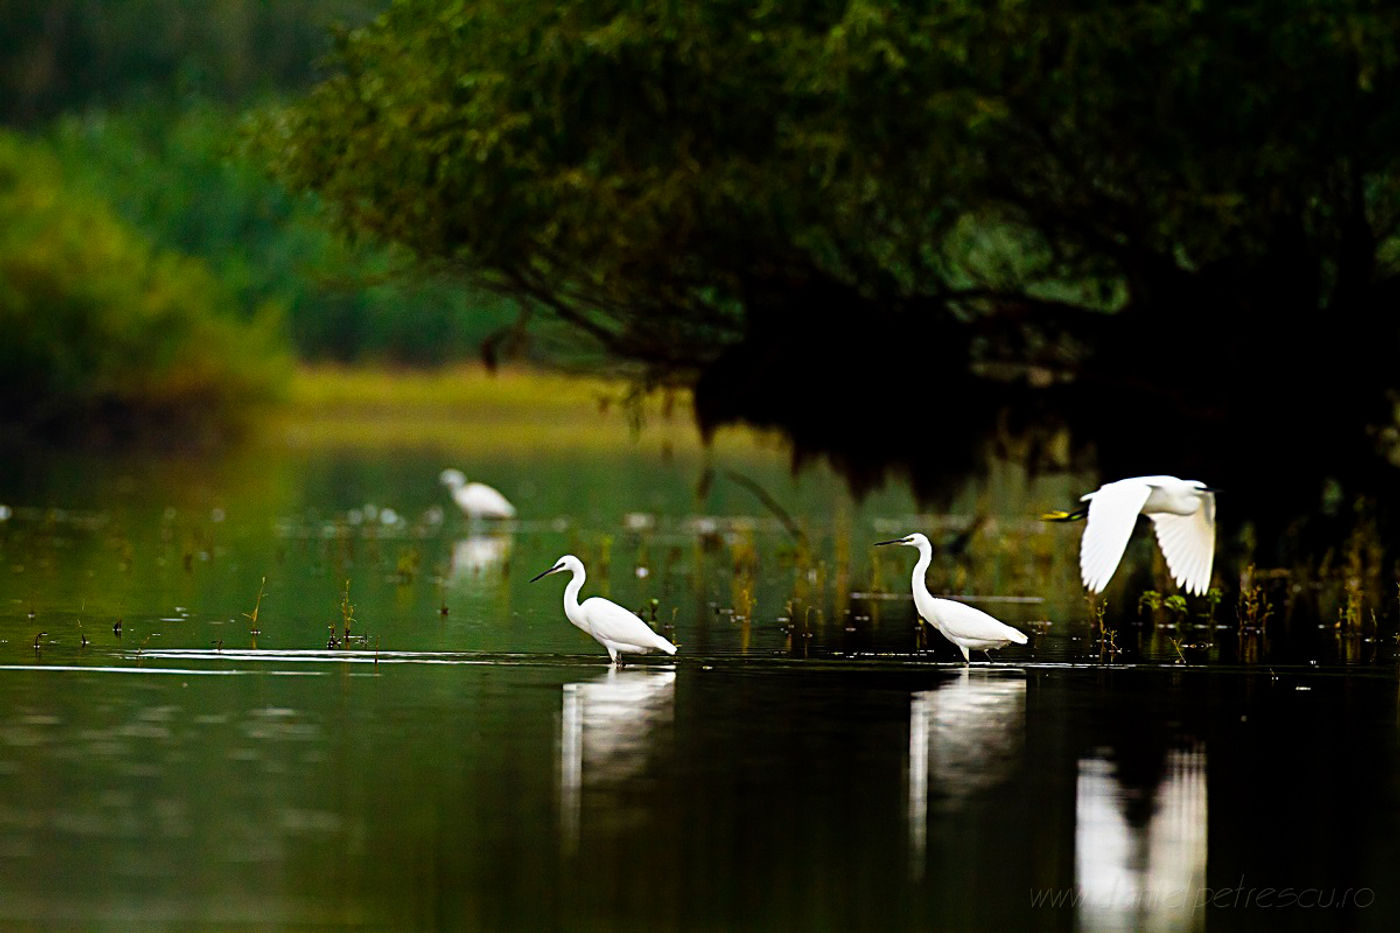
[3,0,529,366]
[46,102,529,365]
[266,0,1400,331]
[1163,594,1189,623]
[0,131,288,440]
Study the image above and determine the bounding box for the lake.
[1,370,1397,930]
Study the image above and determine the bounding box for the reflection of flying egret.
[1043,476,1216,595]
[1076,744,1208,932]
[439,468,516,520]
[531,555,677,663]
[876,533,1027,661]
[450,534,512,579]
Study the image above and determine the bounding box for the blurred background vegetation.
[0,0,554,445]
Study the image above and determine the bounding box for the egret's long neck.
[563,566,588,631]
[910,543,932,595]
[910,543,936,620]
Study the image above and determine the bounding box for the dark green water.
[1,436,1397,930]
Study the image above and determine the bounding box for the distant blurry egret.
[531,555,678,663]
[875,533,1028,662]
[439,468,516,520]
[1043,475,1216,596]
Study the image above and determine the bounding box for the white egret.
[439,468,516,520]
[875,533,1028,662]
[530,555,678,663]
[1043,475,1216,596]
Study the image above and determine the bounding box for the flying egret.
[875,533,1028,662]
[1043,475,1216,596]
[439,468,516,520]
[530,554,678,664]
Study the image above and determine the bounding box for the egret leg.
[959,645,971,664]
[606,644,620,665]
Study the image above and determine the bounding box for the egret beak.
[1040,508,1088,522]
[873,538,907,547]
[529,563,564,583]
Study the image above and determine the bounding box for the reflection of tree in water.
[908,670,1026,878]
[1076,743,1208,933]
[558,668,676,856]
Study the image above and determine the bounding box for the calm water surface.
[1,413,1397,930]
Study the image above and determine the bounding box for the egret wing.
[580,597,676,654]
[933,598,1027,645]
[1080,480,1154,593]
[1148,492,1216,595]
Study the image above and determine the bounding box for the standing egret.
[1043,475,1216,596]
[439,468,516,520]
[531,555,677,663]
[875,533,1028,662]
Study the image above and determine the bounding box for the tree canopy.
[264,0,1400,531]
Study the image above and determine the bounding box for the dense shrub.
[47,103,529,366]
[0,131,289,443]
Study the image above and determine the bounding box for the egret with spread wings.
[1044,475,1217,596]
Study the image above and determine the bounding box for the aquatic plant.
[331,578,356,648]
[395,547,420,585]
[1338,579,1364,633]
[1137,589,1162,621]
[1097,627,1120,662]
[1200,587,1223,625]
[1086,595,1107,634]
[728,531,759,577]
[242,576,266,636]
[1237,565,1273,633]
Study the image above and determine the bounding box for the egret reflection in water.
[1075,743,1208,933]
[558,667,676,854]
[449,533,513,582]
[908,670,1027,877]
